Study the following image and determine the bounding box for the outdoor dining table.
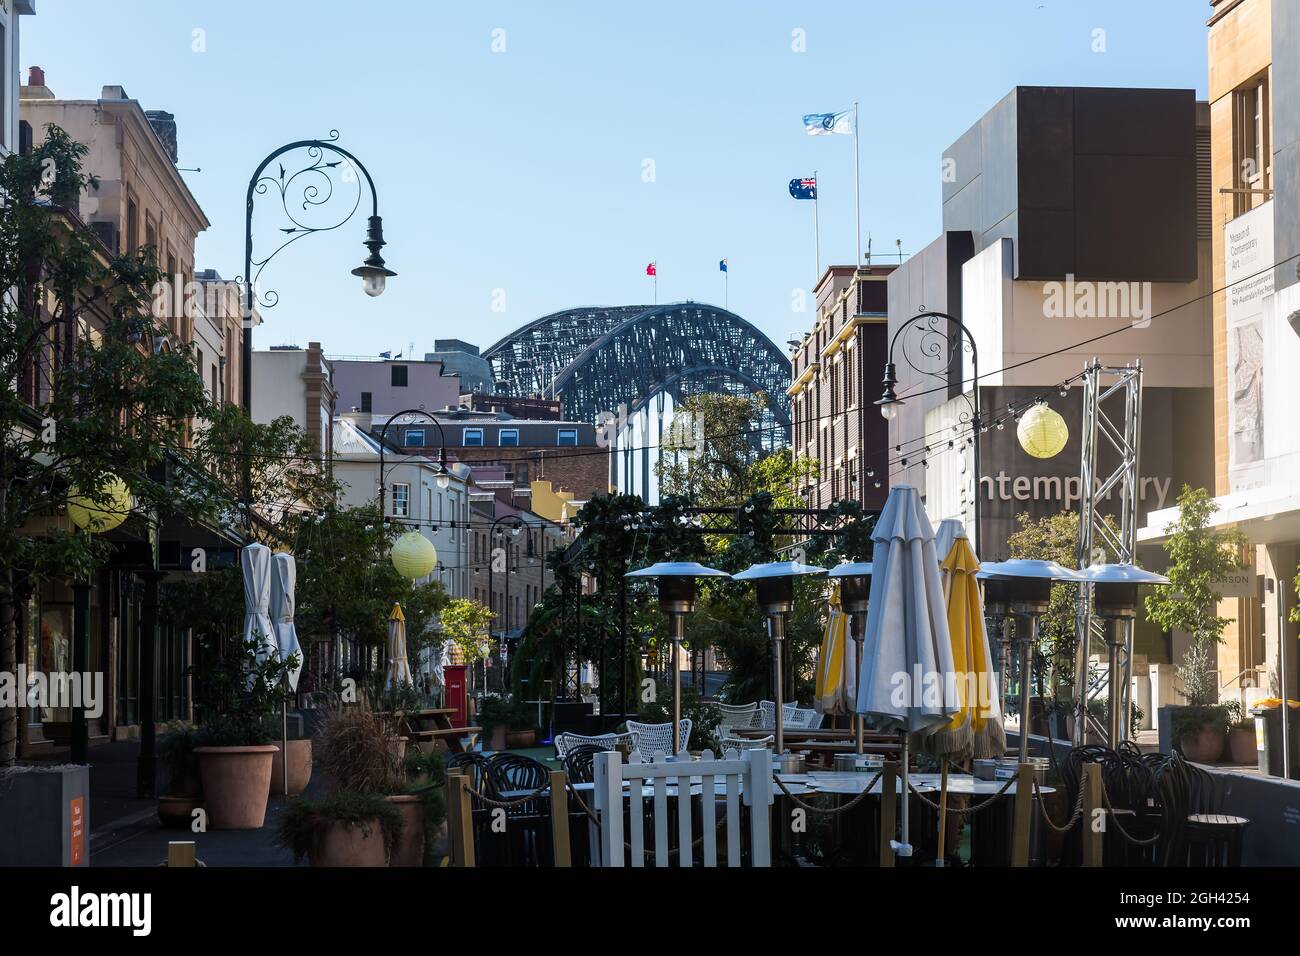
[386,707,478,754]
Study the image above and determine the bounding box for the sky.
[26,0,1211,359]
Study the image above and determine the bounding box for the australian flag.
[789,177,817,200]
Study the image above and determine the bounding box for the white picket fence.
[591,748,772,867]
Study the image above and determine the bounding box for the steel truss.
[1072,361,1144,747]
[482,303,792,451]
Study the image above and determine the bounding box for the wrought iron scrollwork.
[243,131,366,311]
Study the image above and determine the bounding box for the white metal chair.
[554,730,638,760]
[756,701,798,730]
[786,707,823,730]
[718,734,774,752]
[715,701,759,738]
[626,718,692,757]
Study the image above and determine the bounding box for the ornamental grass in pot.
[296,702,426,867]
[157,722,202,828]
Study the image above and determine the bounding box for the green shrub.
[274,790,403,864]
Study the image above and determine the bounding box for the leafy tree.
[1145,485,1246,706]
[0,126,211,764]
[438,598,495,664]
[658,393,768,504]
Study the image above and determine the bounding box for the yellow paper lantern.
[67,475,132,533]
[391,531,437,580]
[1017,403,1069,459]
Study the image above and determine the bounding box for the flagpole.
[853,101,861,271]
[813,168,821,278]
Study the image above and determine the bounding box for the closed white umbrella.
[268,551,303,797]
[857,485,958,859]
[242,543,277,674]
[270,552,303,692]
[934,518,964,571]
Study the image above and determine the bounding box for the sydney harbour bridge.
[482,303,792,498]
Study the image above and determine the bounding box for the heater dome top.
[1079,562,1169,585]
[625,561,731,579]
[827,561,873,578]
[977,558,1083,582]
[732,560,828,581]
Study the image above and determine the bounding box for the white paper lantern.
[1017,404,1069,459]
[391,531,437,580]
[67,475,132,533]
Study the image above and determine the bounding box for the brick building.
[788,265,895,514]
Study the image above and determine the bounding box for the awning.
[1138,484,1300,547]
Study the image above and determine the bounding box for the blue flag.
[789,177,817,200]
[719,259,728,273]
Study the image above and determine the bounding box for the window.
[391,482,410,517]
[360,391,372,413]
[463,427,484,447]
[391,365,408,387]
[1233,75,1270,216]
[557,428,578,446]
[404,428,425,446]
[126,200,139,253]
[499,428,519,447]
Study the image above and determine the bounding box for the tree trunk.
[1,568,18,766]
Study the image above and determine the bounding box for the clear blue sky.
[27,0,1209,358]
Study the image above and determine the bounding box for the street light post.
[241,132,396,414]
[876,311,982,557]
[376,409,449,520]
[488,514,525,692]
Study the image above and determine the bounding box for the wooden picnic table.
[382,708,480,754]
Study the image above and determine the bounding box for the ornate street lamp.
[241,132,395,412]
[1078,563,1169,746]
[828,561,872,755]
[876,310,983,556]
[979,559,1083,762]
[732,561,828,754]
[625,562,730,747]
[377,409,450,519]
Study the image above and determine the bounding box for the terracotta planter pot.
[158,795,200,829]
[1178,725,1226,764]
[309,819,390,867]
[386,795,426,868]
[270,739,313,796]
[506,730,536,749]
[1228,726,1259,765]
[194,745,277,829]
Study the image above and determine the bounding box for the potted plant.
[477,694,527,751]
[1225,700,1258,764]
[313,702,427,867]
[192,634,298,830]
[403,749,445,788]
[1172,703,1229,763]
[274,791,402,867]
[157,722,202,828]
[1144,486,1247,756]
[270,727,313,797]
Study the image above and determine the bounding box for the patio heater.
[733,561,829,755]
[1078,564,1169,747]
[978,560,1083,762]
[625,562,730,749]
[828,562,872,754]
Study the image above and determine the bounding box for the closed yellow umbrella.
[814,584,855,717]
[385,603,413,693]
[925,529,1006,866]
[924,533,1005,758]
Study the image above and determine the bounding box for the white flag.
[803,110,853,136]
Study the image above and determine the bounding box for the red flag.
[645,262,657,277]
